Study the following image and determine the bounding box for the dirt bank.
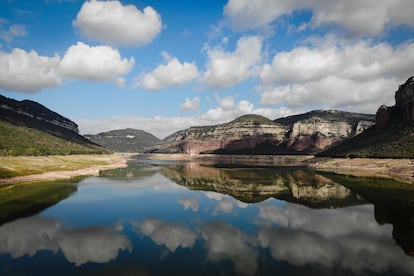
[0,153,132,184]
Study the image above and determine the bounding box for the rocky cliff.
[319,77,414,158]
[85,128,160,152]
[376,76,414,128]
[150,111,375,155]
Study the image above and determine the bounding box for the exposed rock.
[376,76,414,128]
[151,111,375,155]
[154,115,289,155]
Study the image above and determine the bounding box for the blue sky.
[1,0,413,138]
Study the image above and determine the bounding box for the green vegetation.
[322,172,414,206]
[0,120,109,156]
[318,122,414,158]
[0,178,79,225]
[275,110,374,126]
[85,128,161,152]
[230,114,276,124]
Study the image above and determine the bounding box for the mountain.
[0,95,108,155]
[149,111,375,155]
[85,129,161,152]
[319,77,414,158]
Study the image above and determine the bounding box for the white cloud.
[138,53,198,90]
[259,40,414,113]
[216,95,235,110]
[0,48,61,93]
[0,19,27,42]
[116,77,125,88]
[60,42,134,82]
[180,97,200,112]
[224,0,414,36]
[202,36,262,89]
[76,100,293,138]
[73,0,162,46]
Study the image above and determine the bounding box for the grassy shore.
[0,153,131,184]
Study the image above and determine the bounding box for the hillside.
[149,111,375,155]
[319,77,414,158]
[0,120,107,156]
[85,128,160,152]
[0,95,108,155]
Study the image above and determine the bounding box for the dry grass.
[0,154,131,184]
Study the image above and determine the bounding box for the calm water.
[1,159,414,275]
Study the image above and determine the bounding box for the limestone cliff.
[150,111,375,155]
[319,77,414,158]
[376,76,414,128]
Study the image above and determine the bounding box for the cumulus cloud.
[137,52,199,91]
[180,97,200,112]
[0,48,61,93]
[224,0,414,36]
[73,0,162,46]
[259,39,414,112]
[202,36,262,89]
[60,42,134,81]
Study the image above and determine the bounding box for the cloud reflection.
[178,196,199,212]
[200,221,257,275]
[257,203,414,275]
[132,219,197,252]
[0,217,131,266]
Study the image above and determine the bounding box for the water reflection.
[160,162,365,207]
[1,161,414,275]
[0,216,130,266]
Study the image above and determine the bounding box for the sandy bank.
[307,157,414,183]
[0,153,132,184]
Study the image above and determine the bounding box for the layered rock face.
[152,111,375,155]
[376,76,414,128]
[155,115,288,155]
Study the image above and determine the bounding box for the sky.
[1,0,414,138]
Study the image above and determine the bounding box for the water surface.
[1,160,414,275]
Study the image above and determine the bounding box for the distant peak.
[230,114,273,124]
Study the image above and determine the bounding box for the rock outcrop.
[376,76,414,128]
[153,115,289,155]
[319,77,414,158]
[151,111,375,155]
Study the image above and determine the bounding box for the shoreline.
[142,153,414,183]
[1,153,413,185]
[0,153,132,185]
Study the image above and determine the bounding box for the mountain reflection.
[160,163,365,208]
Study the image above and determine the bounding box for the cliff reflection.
[160,163,365,208]
[322,173,414,256]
